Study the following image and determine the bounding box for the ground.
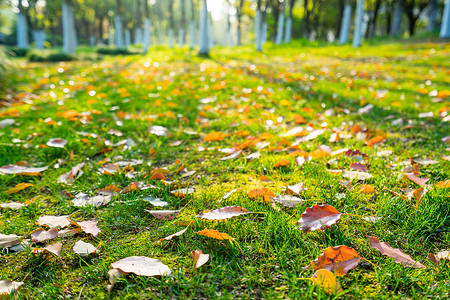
[0,41,449,299]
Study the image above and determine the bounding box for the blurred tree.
[403,0,429,35]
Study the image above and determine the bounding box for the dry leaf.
[220,149,242,161]
[413,187,427,205]
[246,152,261,160]
[405,173,430,187]
[197,228,234,241]
[37,215,71,228]
[247,188,276,203]
[197,206,249,220]
[368,236,425,268]
[0,233,22,248]
[33,242,62,256]
[305,245,361,276]
[338,180,352,191]
[57,162,84,185]
[311,269,343,295]
[147,210,181,220]
[273,158,290,168]
[192,250,210,269]
[149,125,168,136]
[31,228,59,243]
[0,202,25,210]
[142,196,168,207]
[72,193,111,207]
[107,268,124,293]
[343,170,373,181]
[47,138,67,148]
[0,164,49,175]
[350,163,368,172]
[73,220,101,237]
[5,183,33,194]
[73,240,99,256]
[157,227,188,243]
[171,188,194,198]
[296,204,341,232]
[359,184,376,194]
[111,256,172,277]
[367,136,385,147]
[204,132,229,142]
[435,180,450,188]
[286,182,306,195]
[272,195,304,207]
[0,280,24,296]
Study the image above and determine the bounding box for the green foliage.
[0,46,15,95]
[28,52,74,62]
[96,47,139,55]
[7,47,30,57]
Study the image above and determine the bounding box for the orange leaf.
[62,110,78,119]
[359,184,376,194]
[310,149,331,159]
[405,173,430,187]
[296,204,341,232]
[197,228,234,241]
[311,269,343,295]
[368,236,425,268]
[367,135,385,147]
[305,245,361,276]
[247,188,276,203]
[273,158,290,168]
[204,132,229,142]
[6,183,33,194]
[151,173,166,181]
[435,180,450,188]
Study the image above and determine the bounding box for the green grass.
[0,41,449,299]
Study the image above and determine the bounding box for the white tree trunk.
[17,13,29,48]
[339,4,352,44]
[390,0,403,36]
[32,30,45,49]
[208,19,214,48]
[168,29,174,48]
[428,0,438,31]
[284,17,292,43]
[189,20,196,49]
[440,0,450,37]
[178,28,185,46]
[352,0,364,47]
[142,18,151,52]
[255,9,262,51]
[262,21,267,45]
[63,0,77,54]
[275,11,285,45]
[115,16,124,48]
[89,35,96,47]
[198,0,209,55]
[108,29,114,46]
[124,29,131,47]
[134,28,142,44]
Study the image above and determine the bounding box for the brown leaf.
[273,158,290,168]
[151,172,166,180]
[0,233,22,248]
[192,250,210,269]
[296,204,341,232]
[197,228,234,241]
[0,280,24,296]
[220,149,242,161]
[5,182,33,194]
[272,195,304,207]
[368,236,425,268]
[0,164,49,176]
[338,180,352,191]
[367,135,385,147]
[197,206,249,220]
[305,245,361,276]
[46,138,67,148]
[157,227,188,243]
[111,256,172,277]
[31,228,59,243]
[33,242,62,256]
[311,269,343,295]
[146,210,181,220]
[36,215,71,228]
[247,188,276,203]
[204,132,229,142]
[57,162,84,185]
[286,181,306,195]
[359,184,376,194]
[435,179,450,188]
[73,220,101,237]
[350,163,368,172]
[405,173,429,187]
[413,187,427,205]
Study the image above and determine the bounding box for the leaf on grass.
[246,152,261,160]
[305,245,361,275]
[98,163,120,174]
[107,268,124,293]
[343,170,373,181]
[435,180,450,188]
[33,242,62,256]
[197,206,249,220]
[57,162,84,185]
[111,256,172,277]
[72,220,101,237]
[413,187,427,205]
[359,184,376,194]
[0,233,22,248]
[37,215,71,228]
[157,227,188,243]
[368,236,425,268]
[5,183,33,194]
[149,125,168,136]
[367,136,385,147]
[220,149,242,161]
[142,196,168,207]
[171,188,195,198]
[338,180,352,191]
[247,188,276,203]
[0,202,25,210]
[192,250,210,269]
[286,182,306,195]
[0,280,24,296]
[31,228,59,243]
[311,269,343,295]
[97,185,121,196]
[151,172,166,180]
[46,138,67,148]
[73,240,99,256]
[296,204,341,232]
[204,132,229,142]
[72,193,111,207]
[146,210,181,220]
[310,149,331,159]
[0,164,49,176]
[405,173,429,187]
[350,163,368,172]
[197,228,234,241]
[273,195,304,207]
[273,158,290,168]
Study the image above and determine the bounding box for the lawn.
[0,41,449,299]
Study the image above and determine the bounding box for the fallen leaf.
[247,188,276,203]
[405,173,430,187]
[260,175,270,182]
[31,228,59,243]
[151,172,166,180]
[0,164,49,176]
[146,210,181,220]
[5,183,33,194]
[273,158,290,168]
[311,269,343,295]
[197,206,249,220]
[171,188,194,198]
[350,163,368,172]
[413,187,427,205]
[157,227,188,243]
[246,152,261,160]
[72,193,111,207]
[149,125,168,136]
[286,182,306,195]
[343,170,373,181]
[305,245,361,275]
[57,162,84,185]
[435,180,450,188]
[272,195,304,207]
[0,280,24,296]
[142,196,168,207]
[338,180,352,191]
[97,185,121,196]
[368,236,425,268]
[197,228,234,241]
[46,138,67,148]
[111,256,172,279]
[359,184,376,194]
[367,136,385,147]
[204,132,229,142]
[33,242,62,256]
[73,220,101,237]
[99,163,120,174]
[37,215,71,228]
[296,204,341,232]
[0,233,22,248]
[0,202,25,210]
[107,268,124,293]
[73,240,99,256]
[310,149,331,160]
[192,250,210,269]
[220,149,242,160]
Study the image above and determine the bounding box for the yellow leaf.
[197,229,234,241]
[311,269,343,295]
[204,132,229,142]
[359,184,376,194]
[6,183,33,194]
[273,158,290,168]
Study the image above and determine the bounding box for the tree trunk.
[198,0,209,55]
[428,0,438,31]
[62,0,77,54]
[339,0,352,44]
[236,0,244,45]
[304,0,310,38]
[17,0,29,48]
[440,0,450,38]
[115,0,124,48]
[336,0,345,39]
[390,0,403,36]
[369,0,382,38]
[255,6,262,51]
[275,3,285,45]
[353,0,364,47]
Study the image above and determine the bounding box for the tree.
[390,0,403,36]
[17,0,29,48]
[168,0,174,48]
[353,0,364,47]
[115,0,124,48]
[366,0,382,39]
[255,0,263,51]
[236,0,245,45]
[403,0,429,36]
[275,0,285,45]
[62,0,77,54]
[179,0,186,46]
[339,0,352,44]
[198,0,209,55]
[284,0,296,43]
[189,0,196,49]
[441,0,450,37]
[142,0,152,52]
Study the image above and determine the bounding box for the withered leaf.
[0,202,25,210]
[343,170,373,181]
[146,210,181,220]
[31,228,59,243]
[368,236,425,268]
[273,158,290,168]
[296,204,341,232]
[0,280,24,296]
[6,183,33,194]
[204,132,229,142]
[272,195,304,207]
[305,245,361,275]
[286,182,306,195]
[157,227,188,243]
[0,233,22,248]
[311,269,343,295]
[73,220,101,237]
[220,149,242,161]
[197,206,249,220]
[33,242,62,256]
[405,173,430,187]
[57,162,84,185]
[111,256,172,276]
[73,240,99,256]
[0,164,49,175]
[171,188,195,198]
[47,138,67,148]
[192,250,210,269]
[37,215,71,228]
[197,228,234,241]
[247,188,276,203]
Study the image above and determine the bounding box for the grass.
[0,40,449,299]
